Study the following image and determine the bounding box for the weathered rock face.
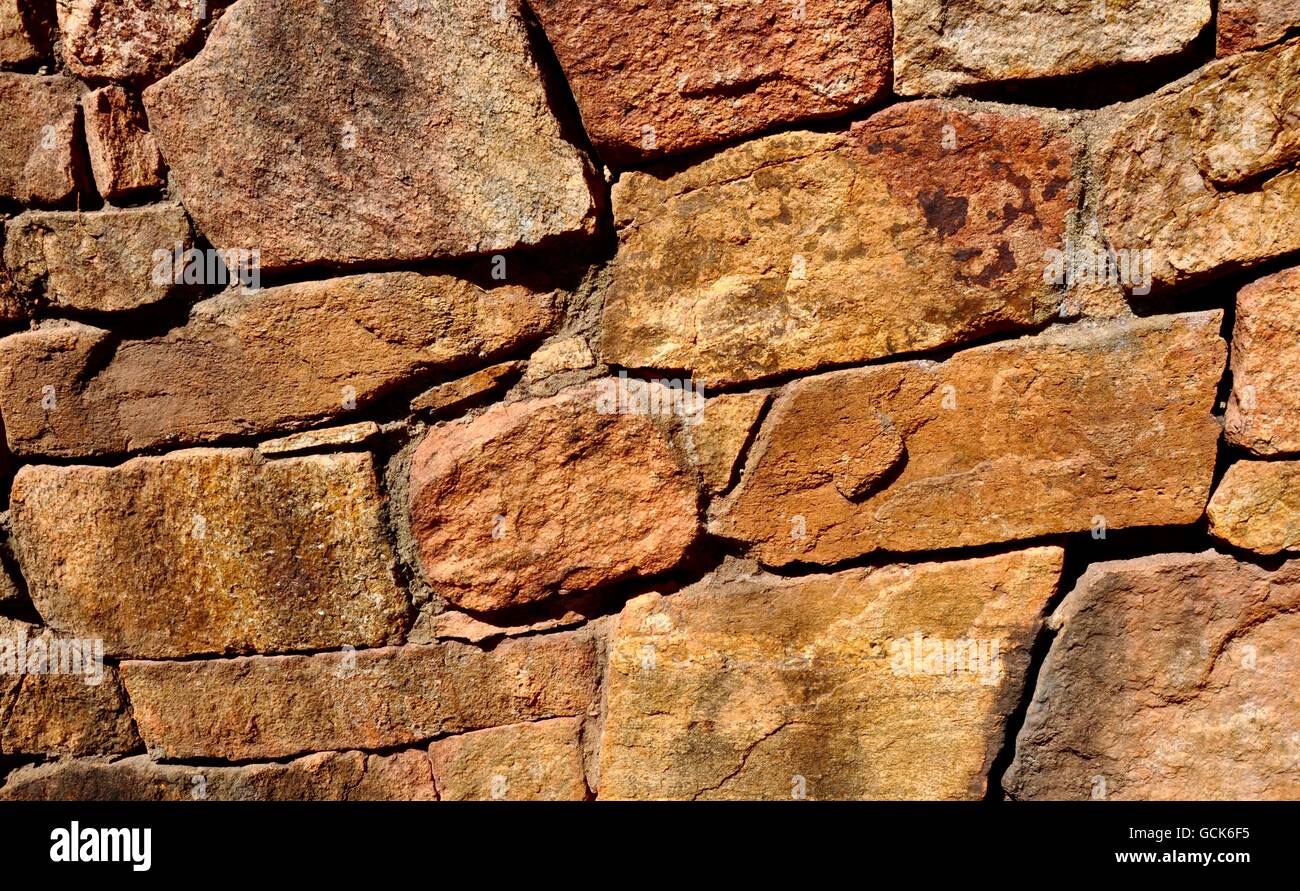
[600,548,1062,800]
[82,85,165,199]
[690,392,768,495]
[257,422,380,457]
[893,0,1211,95]
[1005,551,1300,800]
[10,449,407,659]
[0,272,557,458]
[0,751,437,801]
[1226,267,1300,455]
[56,0,205,82]
[530,0,892,166]
[1,0,48,65]
[0,73,83,205]
[1219,0,1300,55]
[409,382,699,612]
[120,626,603,761]
[0,619,140,757]
[143,0,599,271]
[4,203,192,312]
[410,361,523,417]
[427,718,588,801]
[712,312,1224,566]
[1207,460,1300,554]
[601,102,1074,387]
[1096,39,1300,293]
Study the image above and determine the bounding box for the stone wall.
[0,0,1297,801]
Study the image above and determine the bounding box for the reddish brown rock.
[9,449,407,659]
[530,0,891,166]
[0,73,83,205]
[1005,551,1300,800]
[602,102,1074,387]
[143,0,599,271]
[1207,460,1300,554]
[0,751,437,801]
[1097,40,1300,292]
[4,203,192,312]
[409,382,700,612]
[55,0,205,82]
[409,361,524,417]
[893,0,1211,96]
[120,626,603,761]
[1226,267,1300,455]
[1219,0,1300,55]
[82,85,165,199]
[1,0,50,65]
[712,312,1225,566]
[0,273,557,458]
[1,619,139,757]
[427,718,588,801]
[599,548,1062,800]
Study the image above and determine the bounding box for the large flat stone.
[599,548,1062,799]
[409,382,699,611]
[10,449,407,659]
[0,272,557,458]
[711,312,1225,566]
[893,0,1211,96]
[427,718,588,801]
[120,626,603,761]
[530,0,891,165]
[4,203,192,312]
[1005,551,1300,800]
[0,751,437,801]
[1096,40,1300,292]
[143,0,599,271]
[601,102,1073,387]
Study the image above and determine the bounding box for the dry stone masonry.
[0,0,1297,801]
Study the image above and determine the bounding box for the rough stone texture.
[1005,551,1300,800]
[409,382,699,611]
[82,85,165,199]
[120,626,603,761]
[1219,0,1300,55]
[530,0,892,166]
[416,608,585,645]
[1207,460,1300,555]
[143,0,599,271]
[0,619,140,757]
[0,272,557,458]
[427,718,588,800]
[1096,40,1300,292]
[893,0,1211,96]
[0,751,437,801]
[1,0,48,65]
[56,0,205,83]
[712,312,1224,566]
[4,203,192,312]
[600,548,1062,800]
[410,361,523,416]
[690,392,768,494]
[601,102,1074,387]
[1225,267,1300,455]
[257,422,380,457]
[10,449,407,659]
[0,73,83,205]
[519,336,594,392]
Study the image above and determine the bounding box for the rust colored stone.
[602,102,1074,386]
[711,312,1225,566]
